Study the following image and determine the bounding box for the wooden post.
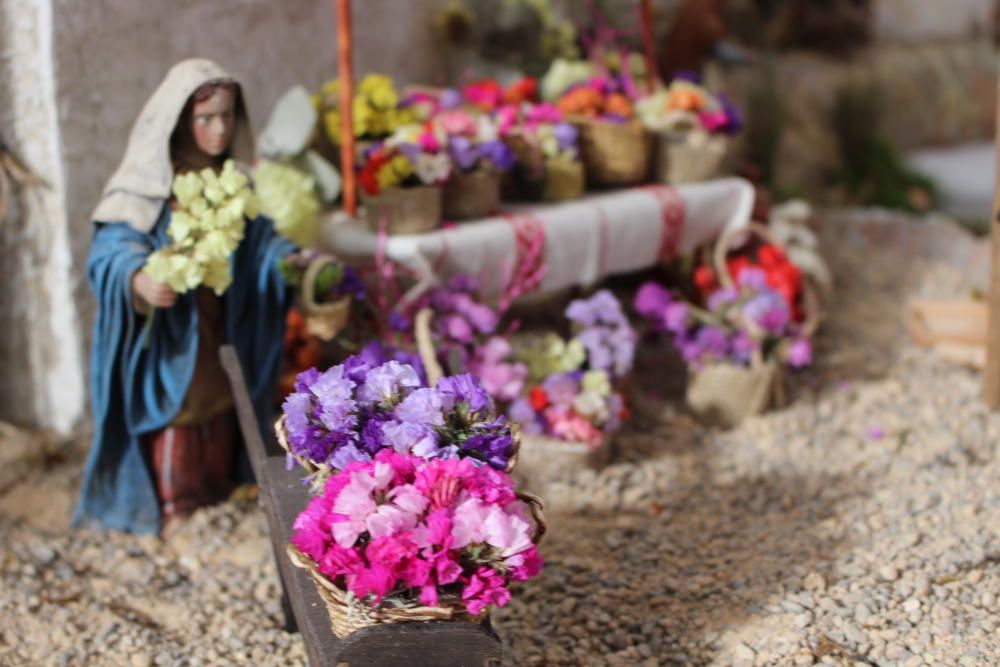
[982,76,1000,407]
[639,0,659,93]
[336,0,357,217]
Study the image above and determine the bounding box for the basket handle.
[712,222,783,289]
[516,492,548,545]
[302,254,338,310]
[414,307,444,388]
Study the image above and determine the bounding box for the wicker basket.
[442,168,501,220]
[685,223,821,427]
[503,133,584,203]
[686,358,783,428]
[653,130,728,184]
[301,255,351,342]
[286,491,546,638]
[571,115,651,187]
[513,432,613,492]
[363,185,441,235]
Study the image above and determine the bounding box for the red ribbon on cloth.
[641,184,685,262]
[499,211,547,308]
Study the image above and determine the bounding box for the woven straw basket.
[301,255,351,342]
[653,130,729,184]
[503,133,584,203]
[442,168,501,220]
[686,223,821,428]
[570,115,651,187]
[363,185,441,235]
[287,490,546,638]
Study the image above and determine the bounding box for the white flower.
[572,390,608,422]
[414,152,451,185]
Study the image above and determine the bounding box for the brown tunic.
[172,287,234,425]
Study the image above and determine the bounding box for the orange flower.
[604,93,634,118]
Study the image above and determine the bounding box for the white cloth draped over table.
[317,177,755,298]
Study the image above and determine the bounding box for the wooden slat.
[982,74,1000,407]
[219,346,503,666]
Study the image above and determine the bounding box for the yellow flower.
[172,171,203,208]
[201,260,233,295]
[376,163,401,191]
[358,74,398,110]
[560,339,586,372]
[254,160,321,247]
[389,155,414,180]
[324,110,342,144]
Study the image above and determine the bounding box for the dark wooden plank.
[220,346,503,666]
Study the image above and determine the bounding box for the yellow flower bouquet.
[141,160,259,343]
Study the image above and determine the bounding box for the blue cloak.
[72,204,295,534]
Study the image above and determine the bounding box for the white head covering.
[91,58,255,232]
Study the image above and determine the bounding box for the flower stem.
[142,307,157,350]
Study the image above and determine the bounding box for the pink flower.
[464,466,517,505]
[507,545,544,581]
[462,566,511,615]
[546,408,603,446]
[451,497,489,549]
[698,110,729,133]
[418,130,441,152]
[469,338,527,402]
[366,503,419,539]
[413,508,454,549]
[366,533,418,569]
[482,505,532,557]
[401,558,433,589]
[496,105,519,135]
[348,563,397,602]
[318,543,364,580]
[436,110,476,137]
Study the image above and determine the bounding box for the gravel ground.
[1,211,997,666]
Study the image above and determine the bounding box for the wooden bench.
[219,345,503,667]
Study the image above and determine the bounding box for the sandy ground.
[0,211,996,667]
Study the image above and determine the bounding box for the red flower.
[529,386,549,411]
[693,265,718,294]
[727,256,751,283]
[503,77,538,105]
[757,244,787,269]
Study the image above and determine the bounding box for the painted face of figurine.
[190,86,236,157]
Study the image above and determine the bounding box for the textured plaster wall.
[0,0,85,432]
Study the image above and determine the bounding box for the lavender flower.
[382,420,440,457]
[395,387,447,426]
[437,373,493,415]
[440,88,463,110]
[477,141,515,171]
[787,338,813,368]
[462,417,515,469]
[448,136,478,171]
[357,361,422,407]
[508,398,543,435]
[554,122,578,150]
[542,373,580,409]
[633,282,673,319]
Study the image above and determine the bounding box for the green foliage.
[830,80,937,212]
[744,59,787,190]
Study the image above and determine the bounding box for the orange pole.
[336,0,357,216]
[639,0,659,93]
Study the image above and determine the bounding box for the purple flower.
[437,373,492,414]
[396,142,421,162]
[575,328,613,374]
[542,373,580,409]
[327,442,371,470]
[787,338,813,368]
[448,136,478,171]
[357,361,422,407]
[360,411,393,454]
[447,274,480,293]
[634,282,673,319]
[452,294,497,334]
[718,93,743,135]
[707,287,739,312]
[737,267,770,290]
[729,330,757,364]
[695,326,729,358]
[663,302,689,334]
[382,420,440,457]
[388,310,411,332]
[742,292,790,334]
[462,417,515,470]
[440,88,463,110]
[508,398,542,435]
[477,141,515,171]
[395,387,447,426]
[673,70,701,84]
[554,122,578,150]
[442,313,474,343]
[312,366,358,433]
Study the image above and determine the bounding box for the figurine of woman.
[73,59,296,534]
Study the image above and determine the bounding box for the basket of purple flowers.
[440,114,515,221]
[275,341,521,493]
[634,226,819,427]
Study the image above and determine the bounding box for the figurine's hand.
[132,271,177,309]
